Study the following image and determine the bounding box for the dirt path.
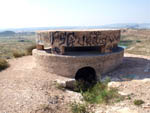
[0,56,73,113]
[0,54,150,113]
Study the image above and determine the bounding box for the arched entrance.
[75,67,97,83]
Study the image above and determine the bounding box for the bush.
[13,51,26,58]
[68,78,124,113]
[26,44,36,55]
[74,80,95,92]
[0,58,9,71]
[136,40,141,43]
[81,78,124,104]
[55,82,66,91]
[134,99,144,106]
[66,77,123,105]
[74,77,111,92]
[70,102,89,113]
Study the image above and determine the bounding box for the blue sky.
[0,0,149,28]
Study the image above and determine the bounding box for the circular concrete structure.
[33,47,124,80]
[36,29,121,55]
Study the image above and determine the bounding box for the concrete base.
[32,47,124,80]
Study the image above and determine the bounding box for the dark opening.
[65,46,100,52]
[75,67,97,83]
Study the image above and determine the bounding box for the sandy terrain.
[0,53,150,113]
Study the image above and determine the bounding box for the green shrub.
[70,102,89,113]
[74,80,95,92]
[136,40,141,43]
[68,78,124,113]
[66,77,123,105]
[134,99,144,106]
[26,44,36,55]
[55,82,66,91]
[13,51,26,58]
[74,77,111,92]
[119,40,133,47]
[81,79,124,104]
[0,58,9,71]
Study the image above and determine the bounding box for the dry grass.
[13,51,26,58]
[69,78,124,113]
[120,29,150,56]
[81,79,124,104]
[70,102,89,113]
[26,44,36,55]
[12,44,36,58]
[0,35,35,59]
[0,58,9,71]
[134,99,145,106]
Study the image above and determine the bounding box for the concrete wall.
[33,47,124,80]
[36,29,120,54]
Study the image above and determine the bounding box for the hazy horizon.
[0,0,150,29]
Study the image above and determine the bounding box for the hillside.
[0,31,16,36]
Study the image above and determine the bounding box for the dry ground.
[0,53,150,113]
[0,35,35,59]
[120,29,150,56]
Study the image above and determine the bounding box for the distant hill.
[0,31,16,36]
[0,23,150,32]
[101,23,150,29]
[0,31,36,37]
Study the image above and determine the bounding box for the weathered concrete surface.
[36,29,120,54]
[32,47,124,79]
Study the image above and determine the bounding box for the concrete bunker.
[75,67,97,83]
[33,29,124,79]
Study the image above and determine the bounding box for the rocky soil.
[0,53,150,113]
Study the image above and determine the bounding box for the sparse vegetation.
[67,77,124,105]
[81,81,124,104]
[0,33,35,59]
[55,82,66,91]
[120,29,150,56]
[26,44,36,55]
[127,95,132,100]
[13,51,26,58]
[70,102,89,113]
[69,78,124,113]
[0,58,9,71]
[12,44,36,58]
[136,40,141,43]
[34,104,54,113]
[119,40,133,47]
[73,80,95,92]
[134,99,144,106]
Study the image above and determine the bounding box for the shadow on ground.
[102,56,150,81]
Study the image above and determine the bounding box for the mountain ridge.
[0,23,150,32]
